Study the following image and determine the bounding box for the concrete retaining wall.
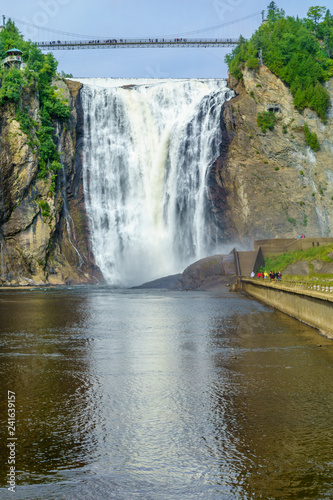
[253,238,333,255]
[238,251,257,276]
[254,239,296,254]
[287,238,333,252]
[240,279,333,338]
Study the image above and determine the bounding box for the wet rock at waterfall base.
[134,253,238,291]
[132,274,182,289]
[177,254,238,291]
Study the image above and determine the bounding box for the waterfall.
[79,78,234,286]
[60,166,84,268]
[57,131,84,268]
[0,241,5,280]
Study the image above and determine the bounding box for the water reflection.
[208,309,333,499]
[0,289,99,486]
[0,288,332,499]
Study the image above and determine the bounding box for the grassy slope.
[261,244,333,280]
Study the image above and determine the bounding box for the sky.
[4,0,329,78]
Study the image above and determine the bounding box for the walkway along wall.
[239,279,333,339]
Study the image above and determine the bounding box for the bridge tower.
[261,10,268,24]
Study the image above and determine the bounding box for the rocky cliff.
[209,66,333,247]
[0,78,102,285]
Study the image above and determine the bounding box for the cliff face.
[0,79,102,285]
[209,67,333,247]
[1,69,333,286]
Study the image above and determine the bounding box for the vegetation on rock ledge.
[257,110,277,132]
[225,2,333,122]
[303,122,320,151]
[264,243,333,268]
[0,20,71,188]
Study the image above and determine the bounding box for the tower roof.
[5,48,22,54]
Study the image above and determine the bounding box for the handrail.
[246,277,333,293]
[1,55,22,64]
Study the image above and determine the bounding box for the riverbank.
[238,278,333,339]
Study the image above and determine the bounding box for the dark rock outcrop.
[177,253,237,290]
[132,274,182,289]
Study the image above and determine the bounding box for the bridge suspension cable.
[157,11,261,37]
[6,11,261,45]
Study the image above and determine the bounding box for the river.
[0,287,332,499]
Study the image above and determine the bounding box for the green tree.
[309,82,330,121]
[267,1,285,21]
[304,123,320,151]
[293,88,307,109]
[247,56,260,69]
[225,4,332,121]
[225,35,248,79]
[307,6,326,34]
[317,10,333,57]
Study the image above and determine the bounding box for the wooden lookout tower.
[1,48,24,70]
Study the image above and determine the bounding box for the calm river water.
[0,287,332,499]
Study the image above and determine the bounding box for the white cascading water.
[79,78,234,286]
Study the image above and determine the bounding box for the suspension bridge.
[4,11,264,52]
[36,38,241,50]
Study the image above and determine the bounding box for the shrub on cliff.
[247,56,260,70]
[0,67,25,104]
[225,3,333,122]
[303,123,320,151]
[257,111,277,132]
